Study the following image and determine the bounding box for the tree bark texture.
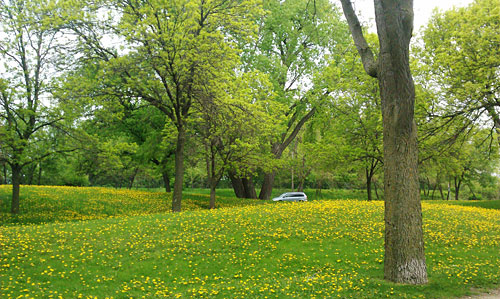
[11,164,22,214]
[172,126,186,212]
[259,171,276,200]
[228,170,257,199]
[340,0,428,284]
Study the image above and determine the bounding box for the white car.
[272,192,308,202]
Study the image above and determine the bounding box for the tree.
[339,0,427,284]
[239,0,350,199]
[0,0,74,213]
[193,73,274,208]
[70,0,263,211]
[417,0,500,144]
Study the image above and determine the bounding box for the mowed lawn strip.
[1,197,499,298]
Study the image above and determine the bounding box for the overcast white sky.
[350,0,475,32]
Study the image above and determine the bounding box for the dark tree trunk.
[366,166,376,201]
[340,0,427,284]
[209,185,216,209]
[242,177,257,199]
[438,182,445,200]
[454,176,462,201]
[172,125,186,212]
[162,171,171,192]
[259,171,275,200]
[11,164,22,214]
[228,170,245,198]
[366,176,373,202]
[447,182,451,200]
[128,168,139,189]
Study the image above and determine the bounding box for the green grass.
[0,185,265,226]
[425,199,500,210]
[1,185,499,298]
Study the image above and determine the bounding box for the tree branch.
[339,0,378,78]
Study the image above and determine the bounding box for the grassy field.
[0,185,265,226]
[1,185,500,298]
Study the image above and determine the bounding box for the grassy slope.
[1,186,499,298]
[0,185,265,225]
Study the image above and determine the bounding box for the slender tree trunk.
[259,171,275,200]
[11,164,22,214]
[209,185,216,209]
[446,182,451,200]
[438,182,444,200]
[162,171,171,192]
[454,176,461,201]
[128,168,139,189]
[172,125,186,212]
[431,182,436,200]
[366,167,374,201]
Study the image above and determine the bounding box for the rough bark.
[259,171,276,200]
[172,125,186,212]
[11,164,21,214]
[340,0,427,284]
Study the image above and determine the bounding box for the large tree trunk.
[228,170,257,199]
[11,164,22,214]
[376,3,427,283]
[172,125,186,212]
[259,171,275,200]
[228,170,245,198]
[242,177,257,199]
[340,0,427,285]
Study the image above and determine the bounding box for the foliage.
[417,0,500,139]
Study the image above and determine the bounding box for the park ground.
[1,185,499,298]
